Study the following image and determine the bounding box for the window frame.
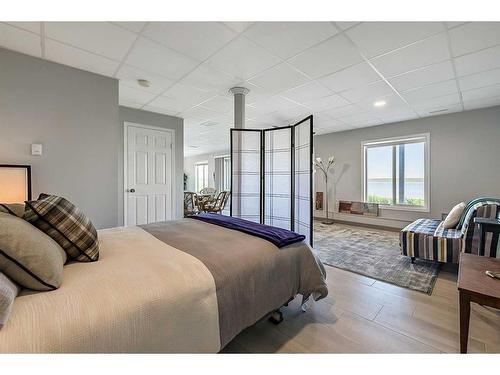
[195,161,209,192]
[361,133,430,212]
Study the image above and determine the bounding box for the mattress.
[0,219,328,353]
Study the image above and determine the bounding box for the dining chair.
[183,192,199,217]
[204,191,230,214]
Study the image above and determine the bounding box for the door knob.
[128,189,135,193]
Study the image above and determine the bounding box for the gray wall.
[119,107,184,221]
[0,48,183,228]
[314,106,500,228]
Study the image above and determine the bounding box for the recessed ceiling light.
[137,79,151,88]
[373,100,386,107]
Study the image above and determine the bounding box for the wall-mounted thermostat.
[31,144,43,156]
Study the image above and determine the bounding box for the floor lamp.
[315,156,334,225]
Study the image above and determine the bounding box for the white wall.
[313,106,500,228]
[0,48,184,228]
[184,150,229,192]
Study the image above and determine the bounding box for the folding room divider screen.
[230,115,313,245]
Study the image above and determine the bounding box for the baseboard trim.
[313,217,401,232]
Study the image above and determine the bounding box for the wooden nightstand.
[458,253,500,353]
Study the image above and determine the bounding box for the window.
[223,156,231,191]
[362,134,429,211]
[195,162,208,192]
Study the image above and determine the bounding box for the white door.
[125,124,173,226]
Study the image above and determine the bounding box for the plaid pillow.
[24,194,99,262]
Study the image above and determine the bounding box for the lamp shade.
[0,165,32,203]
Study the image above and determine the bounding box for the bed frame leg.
[269,309,284,325]
[411,257,416,264]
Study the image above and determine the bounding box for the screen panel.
[294,117,313,245]
[230,130,262,223]
[264,127,292,229]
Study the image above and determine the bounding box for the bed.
[0,217,328,353]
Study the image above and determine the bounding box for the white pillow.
[443,202,466,229]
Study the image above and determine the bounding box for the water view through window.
[365,136,427,208]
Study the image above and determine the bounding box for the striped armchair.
[400,199,500,263]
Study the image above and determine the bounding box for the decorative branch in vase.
[314,156,335,225]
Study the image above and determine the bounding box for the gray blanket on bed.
[141,218,328,348]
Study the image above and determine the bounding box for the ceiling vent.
[428,108,449,114]
[201,121,218,127]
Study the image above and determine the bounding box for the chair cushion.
[400,218,463,263]
[443,202,466,229]
[0,272,20,329]
[24,194,99,262]
[0,212,66,290]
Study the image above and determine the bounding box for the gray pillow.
[0,272,20,330]
[0,212,67,291]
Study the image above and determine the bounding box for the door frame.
[123,122,176,226]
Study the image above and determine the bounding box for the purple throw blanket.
[189,213,305,248]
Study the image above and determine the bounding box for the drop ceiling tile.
[411,93,461,114]
[182,105,222,120]
[142,104,180,117]
[339,113,383,128]
[388,60,455,92]
[449,22,500,57]
[281,81,333,103]
[416,103,462,118]
[4,22,41,34]
[143,22,237,61]
[461,84,500,102]
[402,80,458,104]
[119,83,157,105]
[335,22,360,30]
[322,104,363,118]
[302,94,350,112]
[463,95,500,110]
[116,64,174,94]
[340,80,394,103]
[125,37,199,80]
[119,99,143,109]
[223,22,253,33]
[45,39,120,76]
[247,63,310,94]
[147,95,193,114]
[369,106,418,123]
[247,95,298,115]
[244,22,338,59]
[445,22,467,29]
[288,34,363,78]
[454,45,500,76]
[345,22,445,58]
[370,33,450,77]
[112,22,147,33]
[318,62,381,92]
[458,67,500,91]
[180,63,240,92]
[198,95,233,113]
[207,37,281,80]
[0,23,41,57]
[162,83,216,106]
[45,22,137,61]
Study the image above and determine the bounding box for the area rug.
[313,221,440,294]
